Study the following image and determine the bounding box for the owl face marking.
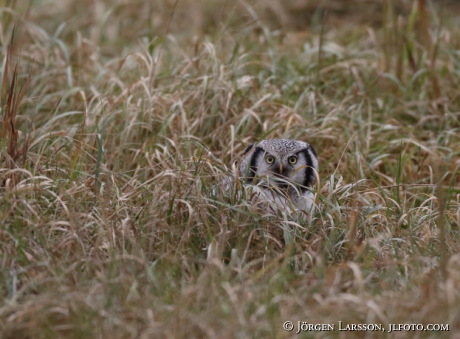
[235,139,319,217]
[240,139,318,192]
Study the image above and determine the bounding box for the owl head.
[239,139,318,192]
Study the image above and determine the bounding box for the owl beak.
[279,164,283,174]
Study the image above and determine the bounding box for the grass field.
[1,0,460,338]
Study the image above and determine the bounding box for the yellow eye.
[288,156,297,164]
[265,155,275,164]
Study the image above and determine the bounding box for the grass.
[1,0,460,338]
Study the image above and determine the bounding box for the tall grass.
[0,0,459,338]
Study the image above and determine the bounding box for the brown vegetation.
[0,1,459,338]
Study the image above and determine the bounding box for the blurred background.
[6,0,455,64]
[26,0,460,35]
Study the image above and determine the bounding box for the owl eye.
[288,156,297,164]
[265,155,275,164]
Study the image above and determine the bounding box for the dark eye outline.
[288,156,297,164]
[265,155,275,164]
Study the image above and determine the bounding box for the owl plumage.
[238,139,319,220]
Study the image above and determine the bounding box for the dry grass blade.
[1,31,31,188]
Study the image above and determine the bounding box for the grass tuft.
[1,0,460,338]
[1,29,31,189]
